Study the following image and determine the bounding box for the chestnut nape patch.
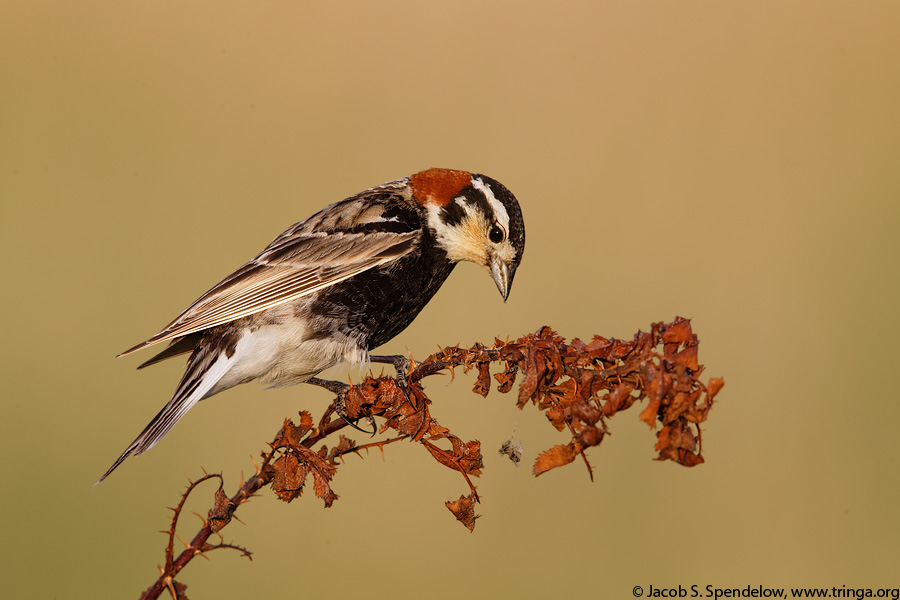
[409,168,471,206]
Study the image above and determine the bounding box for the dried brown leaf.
[548,378,578,405]
[603,382,636,416]
[517,343,545,407]
[271,452,307,503]
[311,467,338,508]
[297,410,314,433]
[545,404,567,431]
[494,366,518,393]
[639,370,666,428]
[576,425,603,449]
[445,494,479,532]
[208,487,236,533]
[473,362,491,397]
[670,343,700,371]
[423,439,484,476]
[662,317,693,350]
[533,443,578,476]
[326,435,357,464]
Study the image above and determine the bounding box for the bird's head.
[411,168,525,301]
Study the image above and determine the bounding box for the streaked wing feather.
[119,230,418,356]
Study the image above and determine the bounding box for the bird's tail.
[96,349,232,484]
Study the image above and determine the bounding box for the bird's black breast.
[305,226,456,350]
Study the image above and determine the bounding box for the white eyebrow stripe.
[471,176,509,233]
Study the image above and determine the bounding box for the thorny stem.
[164,473,221,574]
[333,435,408,461]
[142,472,268,600]
[141,417,357,600]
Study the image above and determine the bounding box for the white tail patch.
[136,352,234,455]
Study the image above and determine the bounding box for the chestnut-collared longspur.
[98,168,525,482]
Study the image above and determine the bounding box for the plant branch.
[138,318,724,599]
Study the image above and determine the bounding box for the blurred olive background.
[2,1,899,598]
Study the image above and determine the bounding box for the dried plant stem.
[138,319,724,600]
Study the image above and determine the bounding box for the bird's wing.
[118,229,419,357]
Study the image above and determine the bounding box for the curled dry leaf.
[326,435,357,465]
[473,361,492,397]
[493,365,518,393]
[533,443,578,476]
[208,486,237,533]
[445,494,479,532]
[269,440,339,507]
[270,451,306,502]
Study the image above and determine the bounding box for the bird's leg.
[368,354,415,408]
[306,377,375,435]
[306,376,349,395]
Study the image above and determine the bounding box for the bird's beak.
[491,258,515,302]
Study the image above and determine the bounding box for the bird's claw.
[334,409,377,436]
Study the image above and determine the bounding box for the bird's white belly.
[209,318,368,394]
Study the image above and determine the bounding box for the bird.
[97,168,525,482]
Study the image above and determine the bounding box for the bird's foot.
[307,377,376,435]
[369,354,416,409]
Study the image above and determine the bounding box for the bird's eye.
[489,224,505,244]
